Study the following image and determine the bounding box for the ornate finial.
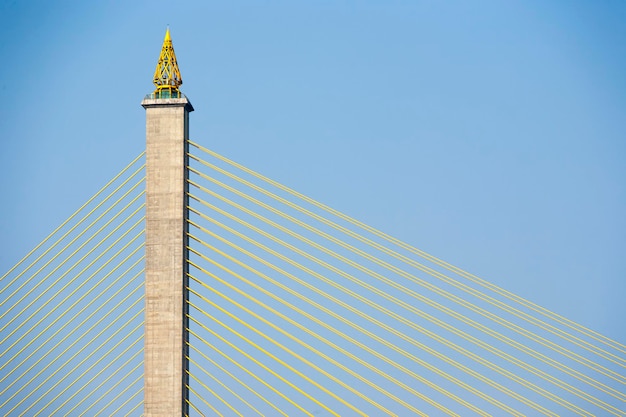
[152,27,182,98]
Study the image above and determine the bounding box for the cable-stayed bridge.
[2,139,625,416]
[2,29,625,417]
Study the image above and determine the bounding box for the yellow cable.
[190,305,340,416]
[1,227,144,360]
[0,219,144,361]
[94,375,143,417]
[69,351,143,416]
[188,140,626,356]
[187,383,224,417]
[187,192,626,400]
[1,173,144,311]
[188,330,290,417]
[187,369,242,417]
[190,223,596,413]
[187,342,287,417]
[0,185,144,333]
[0,153,143,291]
[188,285,375,417]
[187,161,626,369]
[1,296,143,411]
[123,396,144,417]
[0,271,143,397]
[40,334,143,416]
[187,186,626,404]
[188,312,317,417]
[186,398,205,417]
[0,250,143,381]
[16,315,144,417]
[189,253,517,417]
[187,356,265,416]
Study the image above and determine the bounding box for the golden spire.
[152,27,183,97]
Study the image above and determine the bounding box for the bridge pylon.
[141,27,193,417]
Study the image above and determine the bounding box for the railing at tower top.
[1,140,625,416]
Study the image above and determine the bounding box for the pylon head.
[152,27,183,98]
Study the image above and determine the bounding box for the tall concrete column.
[142,96,193,416]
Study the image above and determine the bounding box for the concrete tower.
[142,28,193,416]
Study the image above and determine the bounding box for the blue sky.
[0,0,624,346]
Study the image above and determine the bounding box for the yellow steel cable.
[0,169,144,308]
[187,369,242,417]
[0,294,143,410]
[0,183,144,329]
[0,153,144,291]
[1,227,144,361]
[123,397,144,417]
[78,359,143,417]
[187,398,205,417]
[188,254,518,417]
[94,374,143,417]
[0,251,143,384]
[189,279,418,417]
[187,313,317,417]
[187,340,287,417]
[68,351,143,416]
[188,305,342,417]
[0,219,144,364]
[0,185,144,325]
[189,161,626,374]
[40,334,144,416]
[187,356,265,416]
[0,275,144,400]
[187,163,626,370]
[16,315,144,417]
[187,383,224,417]
[188,140,626,355]
[187,192,626,394]
[188,285,375,417]
[187,330,290,417]
[0,275,143,408]
[187,211,618,416]
[186,188,626,403]
[187,217,605,416]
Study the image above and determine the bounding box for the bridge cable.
[15,315,144,417]
[187,355,262,416]
[187,188,623,411]
[187,340,287,417]
[188,282,387,417]
[188,231,560,417]
[0,229,144,400]
[189,140,626,356]
[187,368,241,417]
[186,176,625,404]
[66,350,143,416]
[188,304,340,417]
[187,315,315,417]
[0,215,144,373]
[0,164,144,305]
[1,289,143,412]
[0,212,144,361]
[0,179,144,331]
[186,198,616,412]
[0,152,144,290]
[187,156,626,371]
[0,250,144,385]
[188,263,489,417]
[39,334,144,416]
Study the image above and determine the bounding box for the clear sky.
[0,0,624,346]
